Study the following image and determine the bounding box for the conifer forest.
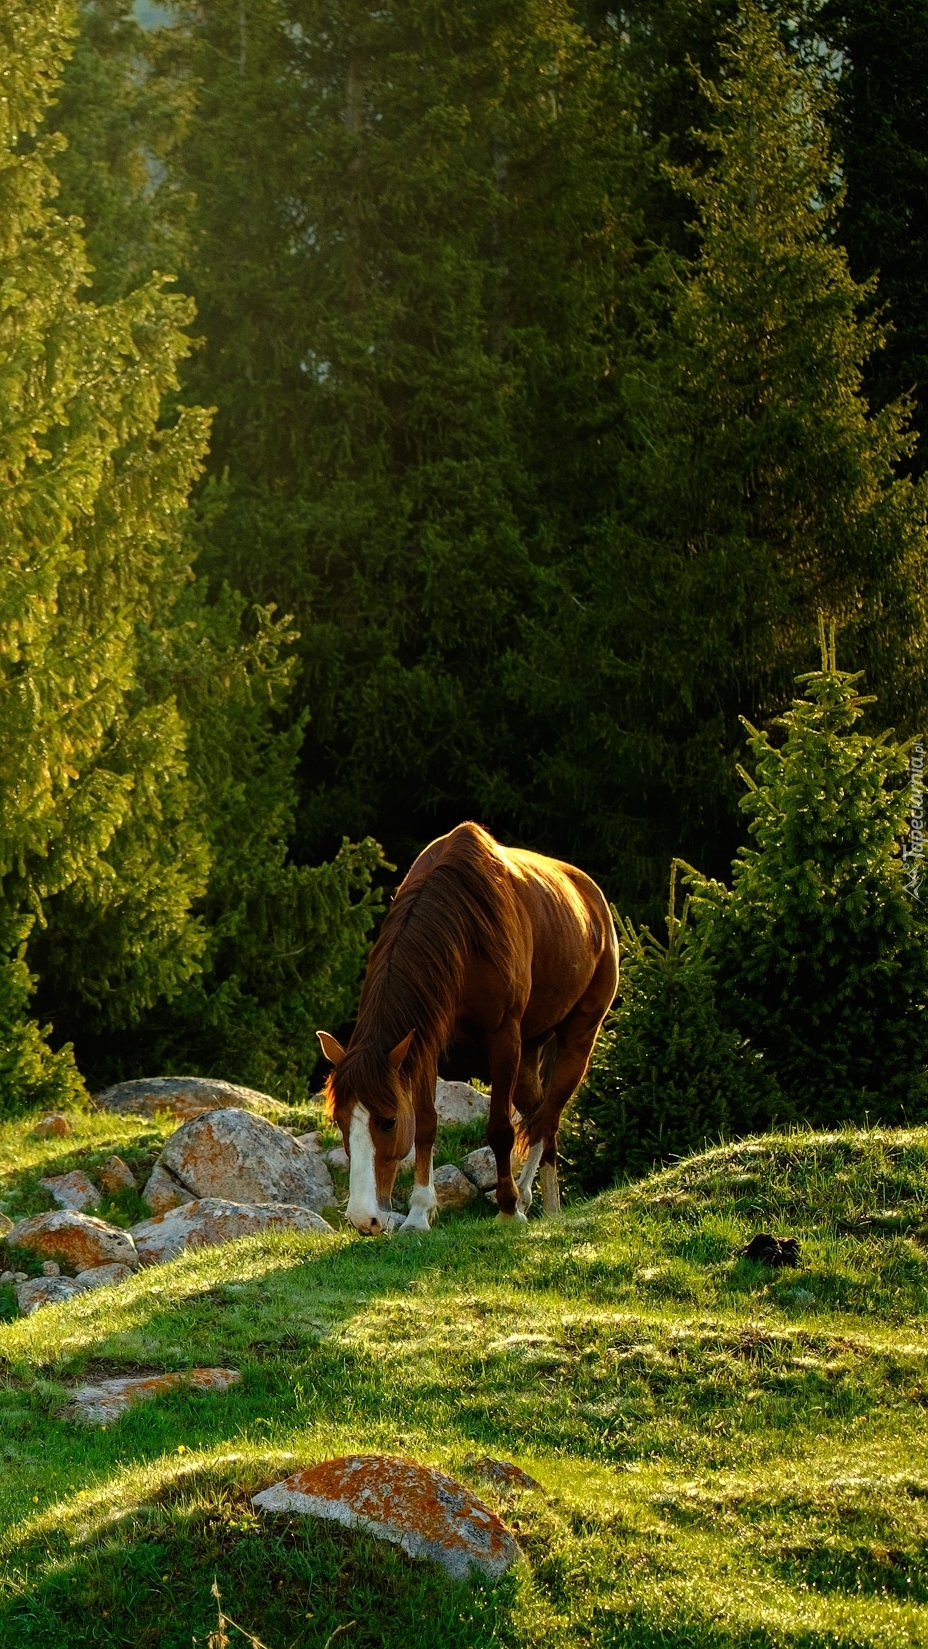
[3,0,928,1148]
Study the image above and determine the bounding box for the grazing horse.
[317,821,618,1234]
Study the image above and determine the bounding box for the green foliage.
[509,2,928,909]
[819,0,928,478]
[690,630,928,1125]
[0,0,213,1111]
[565,869,779,1192]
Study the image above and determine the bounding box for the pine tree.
[690,627,928,1122]
[0,0,211,1109]
[511,2,928,913]
[819,0,928,478]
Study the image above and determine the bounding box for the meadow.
[1,1108,927,1647]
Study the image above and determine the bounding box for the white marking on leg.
[345,1105,384,1234]
[515,1141,544,1215]
[400,1148,436,1232]
[539,1162,561,1216]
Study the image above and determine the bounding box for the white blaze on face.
[345,1104,382,1233]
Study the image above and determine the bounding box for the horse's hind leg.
[523,956,616,1216]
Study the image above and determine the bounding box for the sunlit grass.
[2,1115,927,1645]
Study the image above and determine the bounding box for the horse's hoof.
[497,1208,529,1225]
[398,1212,432,1233]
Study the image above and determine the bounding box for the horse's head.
[317,1029,416,1234]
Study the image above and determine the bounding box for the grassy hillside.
[1,1110,927,1647]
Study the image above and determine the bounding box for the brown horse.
[317,821,618,1234]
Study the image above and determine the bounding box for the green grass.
[1,1109,927,1646]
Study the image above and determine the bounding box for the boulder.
[129,1198,334,1266]
[30,1113,73,1138]
[98,1155,137,1193]
[432,1164,477,1210]
[159,1108,335,1211]
[434,1080,490,1126]
[64,1367,241,1425]
[93,1076,285,1122]
[40,1170,100,1213]
[141,1162,192,1215]
[4,1210,138,1272]
[15,1263,135,1316]
[253,1455,520,1581]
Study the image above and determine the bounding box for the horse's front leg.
[399,1084,437,1232]
[487,1020,524,1222]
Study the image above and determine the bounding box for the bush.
[563,870,780,1193]
[690,630,928,1125]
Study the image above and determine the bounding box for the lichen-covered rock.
[15,1263,135,1315]
[30,1113,73,1138]
[432,1164,478,1210]
[434,1080,490,1125]
[98,1155,137,1193]
[129,1198,334,1265]
[457,1146,500,1191]
[4,1210,138,1272]
[141,1162,192,1215]
[93,1076,285,1122]
[253,1455,520,1580]
[65,1367,241,1424]
[160,1108,335,1210]
[467,1457,542,1491]
[40,1170,100,1212]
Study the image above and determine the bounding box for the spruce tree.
[819,0,928,478]
[0,0,211,1108]
[512,2,928,912]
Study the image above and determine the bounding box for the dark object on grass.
[741,1233,801,1267]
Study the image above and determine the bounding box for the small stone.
[40,1170,100,1213]
[458,1146,498,1190]
[98,1155,137,1193]
[160,1107,335,1211]
[129,1198,334,1266]
[432,1164,477,1210]
[434,1080,490,1126]
[467,1457,542,1491]
[0,1214,12,1238]
[141,1162,192,1215]
[253,1455,520,1580]
[294,1131,320,1147]
[14,1271,27,1283]
[325,1145,349,1171]
[31,1113,73,1138]
[15,1263,134,1316]
[64,1367,241,1425]
[93,1076,285,1122]
[42,1260,61,1277]
[4,1210,138,1272]
[1,1270,15,1284]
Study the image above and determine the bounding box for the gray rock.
[93,1076,286,1122]
[457,1146,499,1191]
[160,1107,335,1211]
[42,1260,61,1276]
[434,1080,490,1125]
[40,1170,100,1213]
[0,1214,12,1238]
[253,1455,520,1581]
[432,1164,478,1210]
[129,1198,335,1266]
[325,1144,350,1170]
[141,1162,193,1215]
[65,1367,241,1425]
[15,1263,135,1315]
[4,1210,138,1272]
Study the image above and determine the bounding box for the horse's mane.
[332,823,519,1116]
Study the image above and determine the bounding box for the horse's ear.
[388,1030,415,1070]
[317,1031,346,1066]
